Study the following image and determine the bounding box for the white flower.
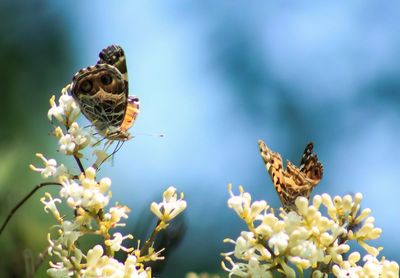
[105,232,133,252]
[232,232,255,260]
[284,211,303,234]
[30,153,68,180]
[227,185,251,218]
[123,254,150,277]
[53,122,94,156]
[60,178,83,207]
[382,259,400,277]
[68,122,92,150]
[294,196,309,215]
[48,95,67,125]
[354,208,371,225]
[40,192,62,220]
[268,231,289,256]
[99,177,112,193]
[104,204,130,227]
[332,263,362,277]
[289,240,324,268]
[81,245,149,277]
[222,256,266,278]
[227,185,268,223]
[46,220,81,264]
[58,221,82,250]
[254,214,282,238]
[151,186,187,221]
[47,90,80,126]
[59,133,76,155]
[247,256,271,278]
[82,245,107,277]
[30,153,57,178]
[86,245,104,267]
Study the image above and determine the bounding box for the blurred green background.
[1,0,400,277]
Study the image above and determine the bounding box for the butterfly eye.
[80,80,93,92]
[100,74,112,85]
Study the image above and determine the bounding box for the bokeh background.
[1,0,400,277]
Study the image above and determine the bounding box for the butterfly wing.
[258,140,287,206]
[120,95,140,132]
[98,44,129,96]
[71,45,137,140]
[299,142,323,182]
[71,64,128,135]
[283,160,316,210]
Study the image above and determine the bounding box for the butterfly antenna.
[135,132,165,137]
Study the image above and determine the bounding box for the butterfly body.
[258,140,323,211]
[71,45,139,141]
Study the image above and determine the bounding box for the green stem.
[0,182,61,235]
[73,155,85,173]
[140,219,162,256]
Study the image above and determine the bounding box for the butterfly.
[71,45,139,141]
[258,140,323,211]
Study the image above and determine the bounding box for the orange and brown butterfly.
[71,45,139,141]
[258,140,323,211]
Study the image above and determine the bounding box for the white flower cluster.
[47,244,148,278]
[54,123,93,155]
[222,185,399,278]
[333,253,399,277]
[42,181,183,277]
[29,86,187,277]
[47,86,95,156]
[40,166,142,277]
[59,167,111,210]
